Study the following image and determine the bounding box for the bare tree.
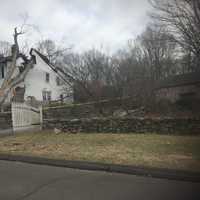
[111,45,151,109]
[150,0,200,70]
[62,49,116,102]
[51,48,120,115]
[36,39,70,64]
[138,25,178,80]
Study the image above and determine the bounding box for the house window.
[46,73,50,83]
[56,76,61,86]
[42,91,51,101]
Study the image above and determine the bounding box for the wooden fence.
[0,112,12,135]
[11,102,42,132]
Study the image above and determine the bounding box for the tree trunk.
[0,28,32,107]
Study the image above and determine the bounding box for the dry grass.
[0,131,200,172]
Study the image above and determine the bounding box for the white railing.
[11,102,42,131]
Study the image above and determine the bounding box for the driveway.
[0,160,199,200]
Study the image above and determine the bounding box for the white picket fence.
[11,102,42,132]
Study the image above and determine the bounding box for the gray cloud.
[0,0,151,53]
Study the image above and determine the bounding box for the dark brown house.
[155,72,200,103]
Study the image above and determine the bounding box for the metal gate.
[11,102,42,132]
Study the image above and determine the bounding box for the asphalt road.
[0,160,199,200]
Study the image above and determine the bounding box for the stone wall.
[43,104,97,120]
[0,112,12,134]
[43,117,200,135]
[43,97,136,120]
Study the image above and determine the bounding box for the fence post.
[39,106,43,130]
[11,102,15,134]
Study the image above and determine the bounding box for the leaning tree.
[0,28,34,107]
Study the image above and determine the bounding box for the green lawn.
[0,131,200,172]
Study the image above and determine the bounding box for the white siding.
[24,51,64,101]
[0,79,3,87]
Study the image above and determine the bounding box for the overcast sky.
[0,0,151,54]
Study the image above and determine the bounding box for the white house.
[0,49,73,104]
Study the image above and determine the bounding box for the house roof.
[30,48,50,65]
[156,71,200,89]
[0,56,12,63]
[0,54,28,64]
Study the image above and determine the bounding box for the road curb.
[0,153,200,182]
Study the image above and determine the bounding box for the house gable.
[23,49,66,102]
